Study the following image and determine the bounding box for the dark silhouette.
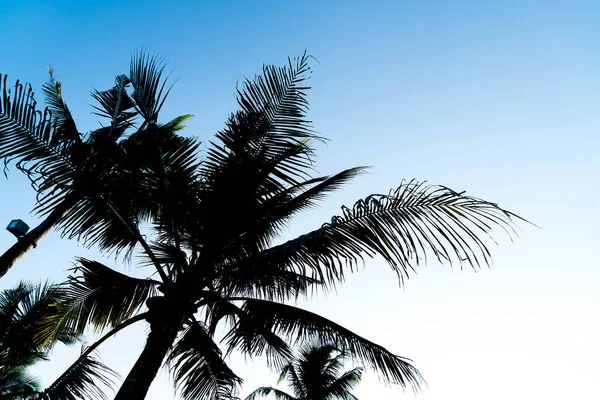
[0,282,80,399]
[0,58,186,277]
[26,53,523,400]
[246,341,363,400]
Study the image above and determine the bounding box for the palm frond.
[215,265,323,302]
[90,74,137,138]
[240,180,522,287]
[235,51,319,170]
[0,282,74,370]
[229,299,423,389]
[0,366,41,398]
[42,68,80,144]
[129,50,173,123]
[57,122,202,258]
[42,259,158,338]
[167,321,242,400]
[325,367,363,400]
[215,302,294,370]
[201,52,319,212]
[35,352,118,400]
[245,387,297,400]
[0,74,75,189]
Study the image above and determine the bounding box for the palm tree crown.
[246,341,363,400]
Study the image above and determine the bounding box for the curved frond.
[35,352,119,400]
[229,299,423,390]
[43,259,158,337]
[200,52,320,219]
[0,74,75,189]
[215,302,294,370]
[42,68,80,144]
[0,282,74,369]
[242,180,523,287]
[129,51,173,123]
[167,321,242,400]
[236,51,319,167]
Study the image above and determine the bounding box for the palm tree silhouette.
[0,54,187,277]
[246,341,363,400]
[0,282,82,399]
[29,53,523,400]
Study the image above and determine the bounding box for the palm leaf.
[0,282,75,369]
[245,387,297,400]
[216,302,294,370]
[236,51,319,166]
[42,259,159,338]
[202,51,319,207]
[42,68,80,145]
[225,299,423,389]
[237,180,522,287]
[90,74,137,138]
[129,50,173,123]
[0,366,41,398]
[35,352,118,400]
[167,321,242,400]
[0,74,76,189]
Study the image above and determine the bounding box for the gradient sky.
[1,1,599,399]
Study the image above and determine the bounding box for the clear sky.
[1,0,599,399]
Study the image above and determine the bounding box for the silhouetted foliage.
[4,52,523,400]
[246,341,363,400]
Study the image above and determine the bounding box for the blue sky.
[1,1,599,399]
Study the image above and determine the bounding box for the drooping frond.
[44,259,159,337]
[35,352,119,400]
[216,302,294,370]
[240,180,523,287]
[215,264,323,302]
[226,299,423,390]
[167,321,242,400]
[245,387,298,400]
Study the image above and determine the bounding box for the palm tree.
[0,366,41,400]
[0,282,80,399]
[33,53,524,400]
[246,341,363,400]
[0,54,187,277]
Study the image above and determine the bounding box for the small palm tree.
[0,282,79,399]
[246,341,363,400]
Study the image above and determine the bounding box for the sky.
[0,0,599,399]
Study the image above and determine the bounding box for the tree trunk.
[0,196,74,279]
[113,327,178,400]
